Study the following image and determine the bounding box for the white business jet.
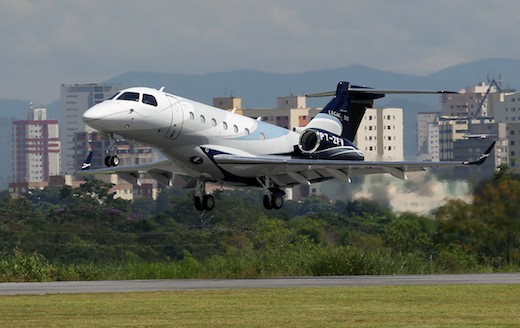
[81,81,494,211]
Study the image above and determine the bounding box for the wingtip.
[81,152,93,171]
[463,141,496,166]
[485,141,497,155]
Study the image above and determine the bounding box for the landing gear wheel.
[203,195,215,211]
[271,195,283,210]
[111,155,120,167]
[263,195,273,210]
[194,196,204,211]
[104,155,120,167]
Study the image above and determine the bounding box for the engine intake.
[298,128,364,160]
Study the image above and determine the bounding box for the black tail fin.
[306,81,457,142]
[81,152,93,170]
[305,81,384,141]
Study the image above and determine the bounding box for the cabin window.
[142,94,158,106]
[200,115,206,123]
[233,125,239,133]
[223,122,228,130]
[211,118,217,127]
[189,112,195,120]
[260,132,266,141]
[245,128,250,135]
[117,92,140,102]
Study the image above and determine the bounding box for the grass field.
[1,284,519,327]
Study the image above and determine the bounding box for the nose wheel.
[104,132,120,167]
[104,155,120,167]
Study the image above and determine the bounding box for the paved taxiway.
[1,273,519,295]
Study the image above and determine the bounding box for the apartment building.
[12,107,60,183]
[355,107,404,161]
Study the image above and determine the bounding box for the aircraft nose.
[82,103,108,123]
[82,107,99,123]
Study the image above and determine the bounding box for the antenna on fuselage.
[159,86,165,92]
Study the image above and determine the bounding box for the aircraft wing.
[213,142,496,187]
[80,159,192,187]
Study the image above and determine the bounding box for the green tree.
[383,212,434,257]
[473,168,520,266]
[288,217,327,244]
[434,199,483,254]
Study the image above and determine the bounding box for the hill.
[1,58,520,188]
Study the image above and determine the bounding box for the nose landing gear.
[104,155,120,167]
[104,132,120,167]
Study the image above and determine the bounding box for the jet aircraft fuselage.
[82,82,493,211]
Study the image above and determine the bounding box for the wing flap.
[213,142,494,187]
[80,159,190,187]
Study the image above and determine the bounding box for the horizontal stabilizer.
[306,87,458,98]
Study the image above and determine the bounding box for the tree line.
[0,166,519,281]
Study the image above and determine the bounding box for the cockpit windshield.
[113,91,158,107]
[117,92,140,102]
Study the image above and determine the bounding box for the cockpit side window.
[117,92,140,102]
[142,94,158,106]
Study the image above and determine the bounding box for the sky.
[1,0,520,104]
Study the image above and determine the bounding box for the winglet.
[462,141,496,166]
[81,152,93,170]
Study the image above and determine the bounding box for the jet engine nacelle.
[298,128,364,160]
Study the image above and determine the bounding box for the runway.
[1,273,519,296]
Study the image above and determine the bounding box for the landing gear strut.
[104,133,119,167]
[258,176,285,210]
[193,180,214,211]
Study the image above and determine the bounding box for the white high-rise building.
[12,107,60,183]
[441,82,496,117]
[486,91,520,169]
[242,95,320,130]
[355,107,403,161]
[417,112,440,161]
[60,83,122,174]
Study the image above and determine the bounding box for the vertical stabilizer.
[305,81,384,141]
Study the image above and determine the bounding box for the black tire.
[111,155,120,167]
[271,195,283,209]
[263,195,272,210]
[203,195,215,211]
[104,156,112,167]
[194,196,204,211]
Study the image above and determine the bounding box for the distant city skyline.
[1,1,520,103]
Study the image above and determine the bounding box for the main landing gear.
[190,177,285,211]
[262,189,284,210]
[193,180,214,211]
[104,133,120,167]
[258,176,285,210]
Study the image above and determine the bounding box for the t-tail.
[305,81,384,142]
[305,81,458,142]
[297,81,457,161]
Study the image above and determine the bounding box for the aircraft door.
[165,95,183,140]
